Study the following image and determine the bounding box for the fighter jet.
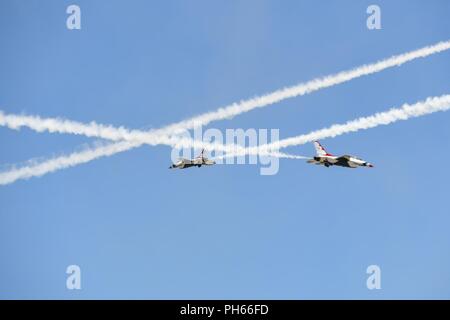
[307,141,374,168]
[169,149,216,169]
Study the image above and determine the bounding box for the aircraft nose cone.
[367,163,374,168]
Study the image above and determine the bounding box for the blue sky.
[0,0,449,299]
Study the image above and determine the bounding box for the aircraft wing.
[307,159,324,166]
[336,155,358,168]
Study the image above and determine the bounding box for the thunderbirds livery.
[307,141,374,169]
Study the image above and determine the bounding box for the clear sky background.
[0,0,449,299]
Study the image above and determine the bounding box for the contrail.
[211,151,311,161]
[1,41,449,183]
[0,111,299,184]
[2,40,449,142]
[229,94,450,157]
[2,94,448,185]
[157,40,450,135]
[0,110,252,154]
[0,142,299,185]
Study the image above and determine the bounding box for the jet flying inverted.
[169,149,216,169]
[307,141,374,168]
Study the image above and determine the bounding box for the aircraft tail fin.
[313,141,332,156]
[196,148,206,159]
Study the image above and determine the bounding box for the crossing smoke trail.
[0,143,304,185]
[1,94,448,185]
[228,95,450,157]
[212,153,311,161]
[157,40,450,135]
[1,40,449,184]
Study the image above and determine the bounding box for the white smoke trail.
[212,152,311,161]
[231,95,450,157]
[2,94,448,185]
[0,141,140,186]
[0,110,256,155]
[0,111,162,143]
[2,40,449,142]
[0,142,301,185]
[3,92,450,161]
[0,111,300,184]
[158,40,450,135]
